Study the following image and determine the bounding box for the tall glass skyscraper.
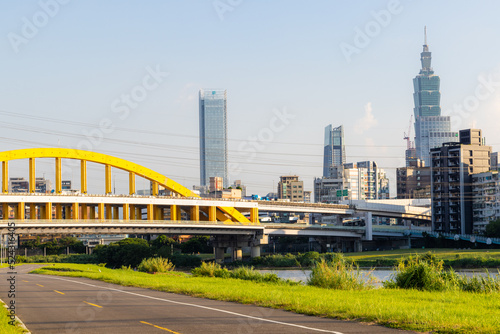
[199,89,228,187]
[413,28,457,166]
[323,124,346,177]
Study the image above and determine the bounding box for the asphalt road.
[0,265,417,334]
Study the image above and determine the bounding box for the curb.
[1,298,31,333]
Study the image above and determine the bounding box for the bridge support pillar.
[98,203,104,220]
[215,247,225,264]
[250,208,259,224]
[354,240,363,253]
[16,202,25,220]
[64,206,71,219]
[105,204,112,220]
[90,205,96,219]
[365,212,373,241]
[2,203,8,219]
[155,206,163,220]
[190,206,199,222]
[2,161,8,194]
[147,204,153,221]
[170,205,178,221]
[122,204,129,220]
[72,203,79,220]
[113,206,119,220]
[56,204,63,219]
[208,206,216,222]
[44,203,52,220]
[232,248,243,262]
[251,246,261,258]
[81,204,88,219]
[29,203,36,219]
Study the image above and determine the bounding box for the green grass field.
[0,300,28,334]
[32,263,500,333]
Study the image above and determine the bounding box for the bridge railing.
[0,219,262,226]
[428,231,500,245]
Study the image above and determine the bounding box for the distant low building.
[9,177,52,193]
[314,162,389,203]
[208,189,242,199]
[231,180,246,197]
[209,176,224,193]
[396,160,431,199]
[278,176,304,202]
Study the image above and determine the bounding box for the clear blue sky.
[1,0,499,195]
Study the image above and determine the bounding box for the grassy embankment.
[344,248,500,268]
[0,263,29,333]
[32,263,500,333]
[0,301,28,334]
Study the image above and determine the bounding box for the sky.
[1,0,500,196]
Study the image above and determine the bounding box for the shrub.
[383,255,459,291]
[192,262,230,278]
[298,251,320,266]
[231,266,281,283]
[256,253,300,267]
[192,263,296,285]
[458,271,500,293]
[307,255,371,290]
[384,254,500,293]
[14,254,97,264]
[138,257,175,273]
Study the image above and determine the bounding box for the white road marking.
[37,274,345,334]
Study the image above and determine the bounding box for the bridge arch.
[0,148,251,223]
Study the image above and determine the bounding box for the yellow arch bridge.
[0,148,258,224]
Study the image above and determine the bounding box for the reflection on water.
[259,269,499,286]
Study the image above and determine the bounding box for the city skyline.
[1,1,500,196]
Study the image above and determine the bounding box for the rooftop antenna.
[424,26,427,45]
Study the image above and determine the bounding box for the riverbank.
[244,248,500,270]
[32,263,500,333]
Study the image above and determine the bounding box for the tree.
[151,235,179,257]
[180,236,212,254]
[485,219,500,238]
[94,238,151,267]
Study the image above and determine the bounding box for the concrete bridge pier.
[354,240,363,253]
[213,234,267,263]
[232,248,243,262]
[250,245,261,258]
[214,247,225,264]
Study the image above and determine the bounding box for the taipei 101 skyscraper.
[413,27,457,166]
